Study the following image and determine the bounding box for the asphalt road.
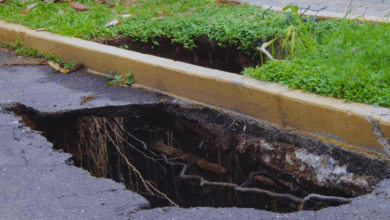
[242,0,390,18]
[0,49,161,219]
[0,50,390,219]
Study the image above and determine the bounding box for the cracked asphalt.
[0,49,390,219]
[0,49,158,219]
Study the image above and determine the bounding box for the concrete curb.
[1,20,389,159]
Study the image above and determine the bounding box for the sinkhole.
[3,102,390,213]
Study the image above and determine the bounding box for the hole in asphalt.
[3,102,389,213]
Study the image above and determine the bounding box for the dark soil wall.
[96,35,261,73]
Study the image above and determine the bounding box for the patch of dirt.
[0,47,11,52]
[94,35,262,73]
[0,53,45,66]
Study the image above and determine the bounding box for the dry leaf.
[22,3,38,14]
[47,61,63,72]
[105,18,118,27]
[95,0,110,3]
[59,69,70,74]
[215,0,243,6]
[80,95,96,105]
[0,0,8,4]
[157,11,165,17]
[69,1,89,12]
[47,61,70,74]
[121,0,137,5]
[151,11,165,20]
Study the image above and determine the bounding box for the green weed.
[280,5,317,55]
[119,45,129,49]
[107,72,135,86]
[64,60,77,69]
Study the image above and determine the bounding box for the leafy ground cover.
[0,0,288,50]
[0,1,389,107]
[243,5,390,108]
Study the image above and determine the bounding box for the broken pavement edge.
[0,20,389,160]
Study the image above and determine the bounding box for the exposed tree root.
[101,118,179,207]
[110,118,353,211]
[155,142,228,176]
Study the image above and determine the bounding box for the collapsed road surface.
[0,48,390,220]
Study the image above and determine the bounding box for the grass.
[0,0,288,50]
[243,5,390,107]
[0,1,389,107]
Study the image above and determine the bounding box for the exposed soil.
[4,102,389,213]
[94,35,262,73]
